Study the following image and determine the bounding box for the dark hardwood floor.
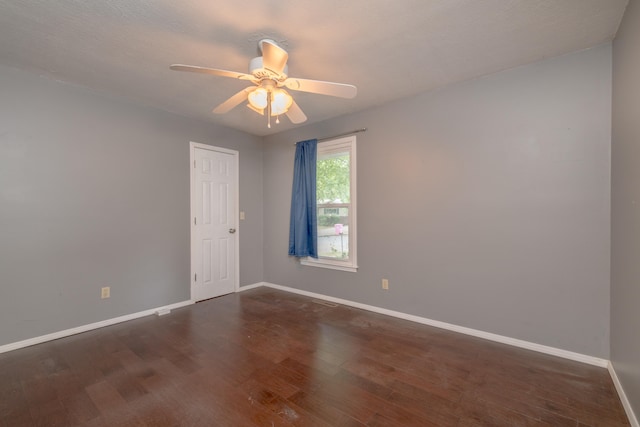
[0,288,629,426]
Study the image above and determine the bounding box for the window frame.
[301,135,358,272]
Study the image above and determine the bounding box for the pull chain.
[267,91,272,128]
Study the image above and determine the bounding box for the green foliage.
[318,214,340,226]
[317,154,350,203]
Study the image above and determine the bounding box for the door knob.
[229,228,236,234]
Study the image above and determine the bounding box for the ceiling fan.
[170,39,357,128]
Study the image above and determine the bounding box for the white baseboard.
[237,282,266,292]
[259,282,609,368]
[0,299,194,354]
[609,361,640,427]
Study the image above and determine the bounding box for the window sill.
[300,258,358,272]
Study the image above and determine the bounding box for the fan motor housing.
[249,57,288,80]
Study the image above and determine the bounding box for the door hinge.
[194,160,196,168]
[194,217,196,225]
[194,273,197,282]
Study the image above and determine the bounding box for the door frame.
[189,141,240,301]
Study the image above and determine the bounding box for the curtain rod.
[294,128,367,144]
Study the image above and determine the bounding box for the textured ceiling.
[0,0,628,136]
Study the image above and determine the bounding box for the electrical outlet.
[382,279,389,290]
[101,286,110,299]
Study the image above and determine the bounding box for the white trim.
[609,361,640,427]
[237,282,266,292]
[190,142,241,301]
[260,282,609,368]
[0,300,194,354]
[300,259,358,272]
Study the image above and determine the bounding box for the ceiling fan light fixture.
[248,87,268,109]
[271,89,293,116]
[248,86,293,118]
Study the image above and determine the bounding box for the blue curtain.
[288,139,318,258]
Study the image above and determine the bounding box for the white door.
[191,144,238,301]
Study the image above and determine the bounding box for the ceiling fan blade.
[261,40,288,75]
[285,99,307,124]
[246,103,264,115]
[213,87,255,114]
[284,78,357,99]
[170,64,253,80]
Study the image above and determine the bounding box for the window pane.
[317,207,349,259]
[303,135,356,271]
[317,152,350,203]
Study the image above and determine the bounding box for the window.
[301,135,357,272]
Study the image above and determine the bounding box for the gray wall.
[0,65,263,346]
[264,45,612,358]
[0,36,618,366]
[612,0,640,416]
